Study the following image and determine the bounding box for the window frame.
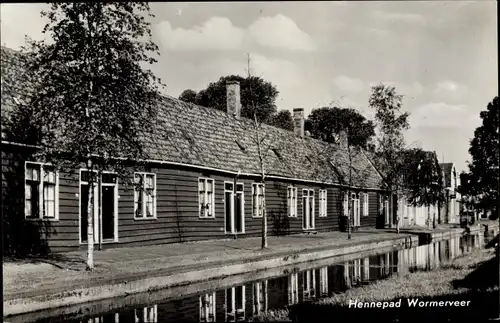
[199,177,216,219]
[318,189,327,217]
[363,192,369,217]
[252,183,265,218]
[287,186,298,218]
[302,189,315,230]
[199,292,216,322]
[24,161,59,221]
[134,172,157,220]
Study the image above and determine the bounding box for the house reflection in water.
[302,270,316,301]
[288,272,299,305]
[252,280,268,316]
[225,285,246,322]
[68,237,481,323]
[134,305,158,323]
[319,267,328,297]
[199,292,216,322]
[83,313,120,323]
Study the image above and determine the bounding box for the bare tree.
[246,53,271,249]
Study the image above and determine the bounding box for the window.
[134,173,156,219]
[199,292,216,322]
[319,189,327,217]
[252,183,265,218]
[343,192,348,217]
[287,186,297,217]
[352,192,361,226]
[302,189,315,230]
[363,192,369,216]
[25,162,58,220]
[199,178,215,218]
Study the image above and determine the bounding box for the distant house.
[1,46,390,254]
[398,151,442,227]
[439,162,462,223]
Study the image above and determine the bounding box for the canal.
[7,232,485,323]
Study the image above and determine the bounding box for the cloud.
[156,17,246,51]
[410,102,479,128]
[156,14,315,52]
[433,80,467,100]
[334,75,365,93]
[249,53,302,88]
[372,10,427,25]
[0,3,49,49]
[248,14,316,51]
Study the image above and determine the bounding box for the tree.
[179,89,197,104]
[181,75,284,128]
[403,149,445,228]
[268,109,294,132]
[467,96,499,219]
[6,3,163,270]
[368,84,410,231]
[306,106,375,148]
[243,54,270,249]
[457,171,480,218]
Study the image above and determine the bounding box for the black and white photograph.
[1,1,498,322]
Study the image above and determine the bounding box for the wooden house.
[1,47,391,254]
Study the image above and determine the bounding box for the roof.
[1,46,386,189]
[439,162,454,187]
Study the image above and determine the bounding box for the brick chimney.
[293,108,304,137]
[338,130,348,147]
[226,80,241,119]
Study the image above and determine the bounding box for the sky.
[1,1,497,172]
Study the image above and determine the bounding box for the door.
[80,170,118,244]
[302,189,315,230]
[225,182,245,234]
[235,184,244,233]
[101,173,117,241]
[80,176,99,243]
[225,183,234,234]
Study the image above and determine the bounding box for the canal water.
[9,233,484,323]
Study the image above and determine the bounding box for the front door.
[302,189,315,230]
[80,171,118,243]
[225,182,245,234]
[101,173,117,241]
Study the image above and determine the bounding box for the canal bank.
[4,223,496,318]
[4,231,417,317]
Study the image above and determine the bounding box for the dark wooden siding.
[360,191,379,228]
[2,146,81,254]
[2,144,387,254]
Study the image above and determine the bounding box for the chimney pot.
[293,108,304,138]
[226,80,241,119]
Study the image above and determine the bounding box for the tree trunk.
[433,205,436,229]
[261,195,267,249]
[396,195,400,234]
[86,159,95,271]
[347,192,352,239]
[427,205,431,229]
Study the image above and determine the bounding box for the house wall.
[2,145,388,254]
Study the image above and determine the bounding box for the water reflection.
[20,233,483,323]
